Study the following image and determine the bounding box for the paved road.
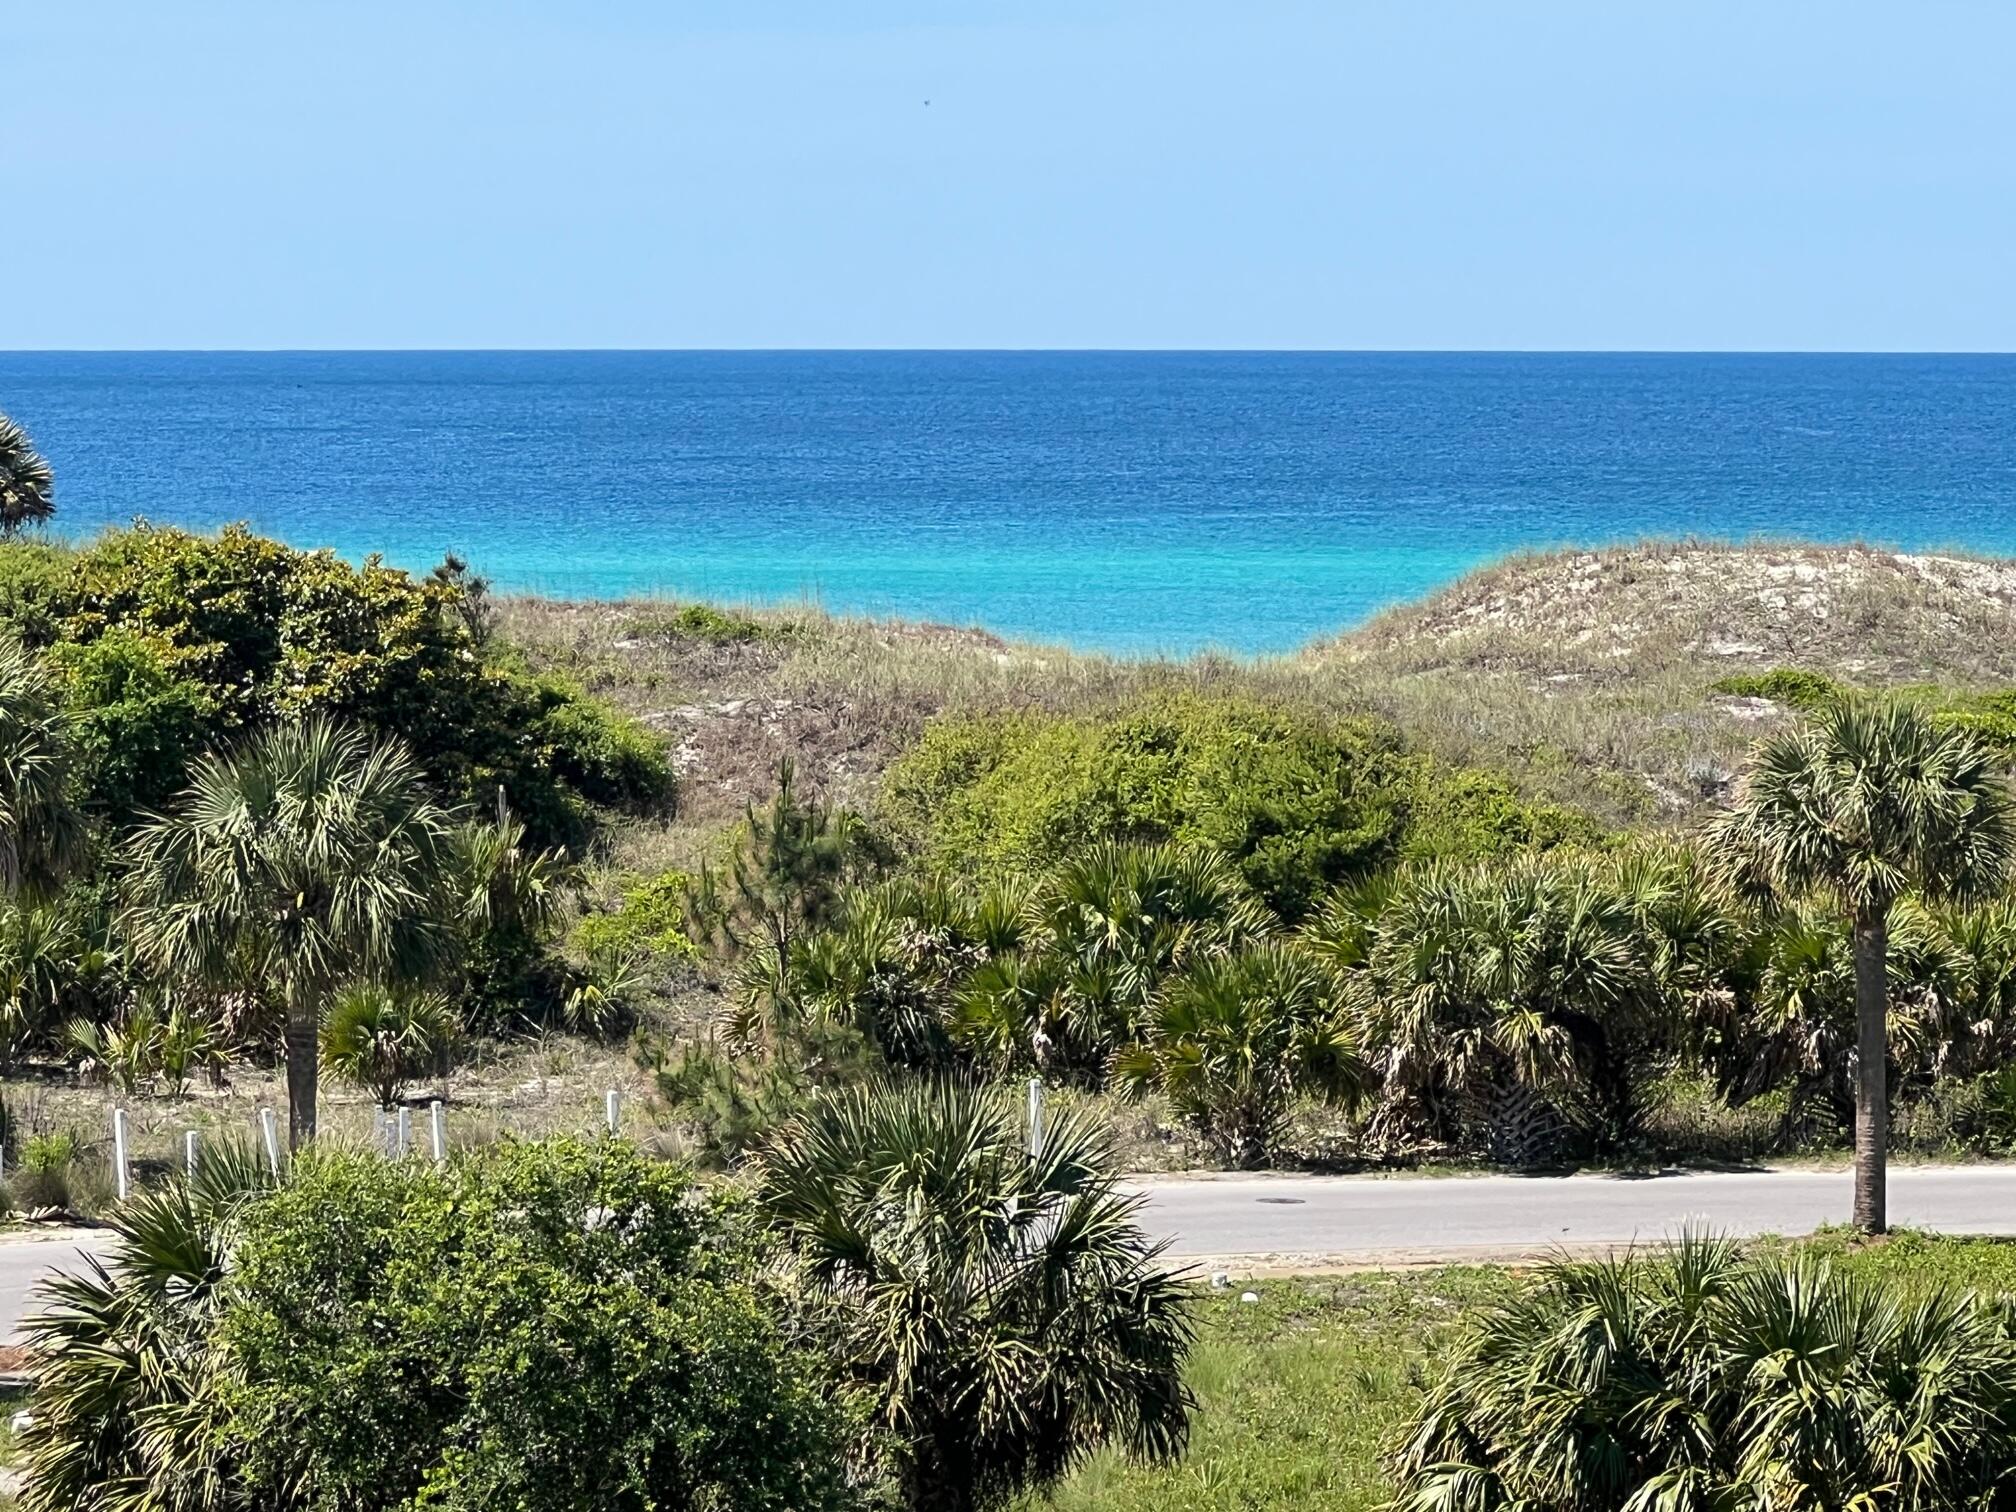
[4,1165,2016,1339]
[1132,1163,2016,1266]
[0,1234,113,1342]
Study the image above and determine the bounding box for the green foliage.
[47,629,215,815]
[0,637,85,897]
[0,412,55,535]
[224,1138,858,1512]
[19,1139,287,1512]
[1393,1233,2016,1512]
[694,758,869,1045]
[647,1026,873,1168]
[1711,666,1847,709]
[1936,688,2016,760]
[882,695,1595,920]
[123,716,464,1145]
[759,1080,1194,1512]
[0,895,106,1064]
[318,982,458,1105]
[1321,847,1746,1163]
[0,523,671,847]
[1392,762,1602,868]
[1117,943,1367,1168]
[572,868,700,963]
[647,602,778,645]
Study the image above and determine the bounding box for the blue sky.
[9,2,2014,350]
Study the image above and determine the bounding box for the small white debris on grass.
[1239,1291,1260,1304]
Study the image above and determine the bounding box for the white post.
[396,1106,412,1157]
[604,1088,621,1137]
[1027,1078,1044,1159]
[112,1109,130,1203]
[260,1107,281,1175]
[184,1130,199,1178]
[429,1100,446,1164]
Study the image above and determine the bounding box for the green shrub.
[573,869,700,963]
[318,982,459,1105]
[47,630,214,815]
[14,1131,79,1212]
[645,602,777,645]
[883,695,1595,920]
[224,1139,861,1512]
[1710,667,1846,709]
[1394,1235,2016,1512]
[0,522,673,848]
[1116,942,1368,1168]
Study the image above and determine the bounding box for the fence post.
[605,1089,621,1137]
[429,1100,446,1164]
[112,1108,130,1203]
[259,1107,281,1175]
[396,1106,412,1157]
[184,1130,199,1178]
[1027,1078,1045,1159]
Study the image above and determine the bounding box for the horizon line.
[6,346,2016,358]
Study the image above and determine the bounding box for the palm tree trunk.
[284,992,320,1150]
[1850,908,1889,1233]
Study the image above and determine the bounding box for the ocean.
[2,351,2013,655]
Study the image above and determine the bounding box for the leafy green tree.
[1712,697,2016,1231]
[0,413,55,535]
[20,1138,279,1512]
[759,1080,1195,1512]
[0,639,84,897]
[0,523,670,848]
[1393,1233,2016,1512]
[1117,941,1367,1167]
[224,1139,857,1512]
[123,717,460,1147]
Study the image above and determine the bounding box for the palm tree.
[0,640,84,897]
[1711,697,2016,1232]
[1116,941,1367,1167]
[20,1138,279,1512]
[758,1080,1195,1512]
[0,412,55,535]
[124,717,459,1147]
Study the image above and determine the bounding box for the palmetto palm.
[123,717,460,1146]
[0,412,55,535]
[1393,1233,2016,1512]
[1011,842,1271,1076]
[758,1080,1194,1512]
[0,639,85,898]
[1117,941,1367,1167]
[20,1139,279,1512]
[1711,697,2016,1231]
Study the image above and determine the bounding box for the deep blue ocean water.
[3,351,2014,655]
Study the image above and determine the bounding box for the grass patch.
[1021,1269,1517,1511]
[1024,1230,2016,1511]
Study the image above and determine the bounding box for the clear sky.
[9,1,2015,350]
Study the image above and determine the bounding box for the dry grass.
[0,1036,656,1212]
[500,540,2016,848]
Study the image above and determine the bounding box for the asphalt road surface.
[6,1164,2016,1338]
[1132,1163,2016,1266]
[0,1234,113,1343]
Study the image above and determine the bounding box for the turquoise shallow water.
[2,351,2014,654]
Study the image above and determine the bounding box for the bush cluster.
[880,693,1598,920]
[0,523,669,846]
